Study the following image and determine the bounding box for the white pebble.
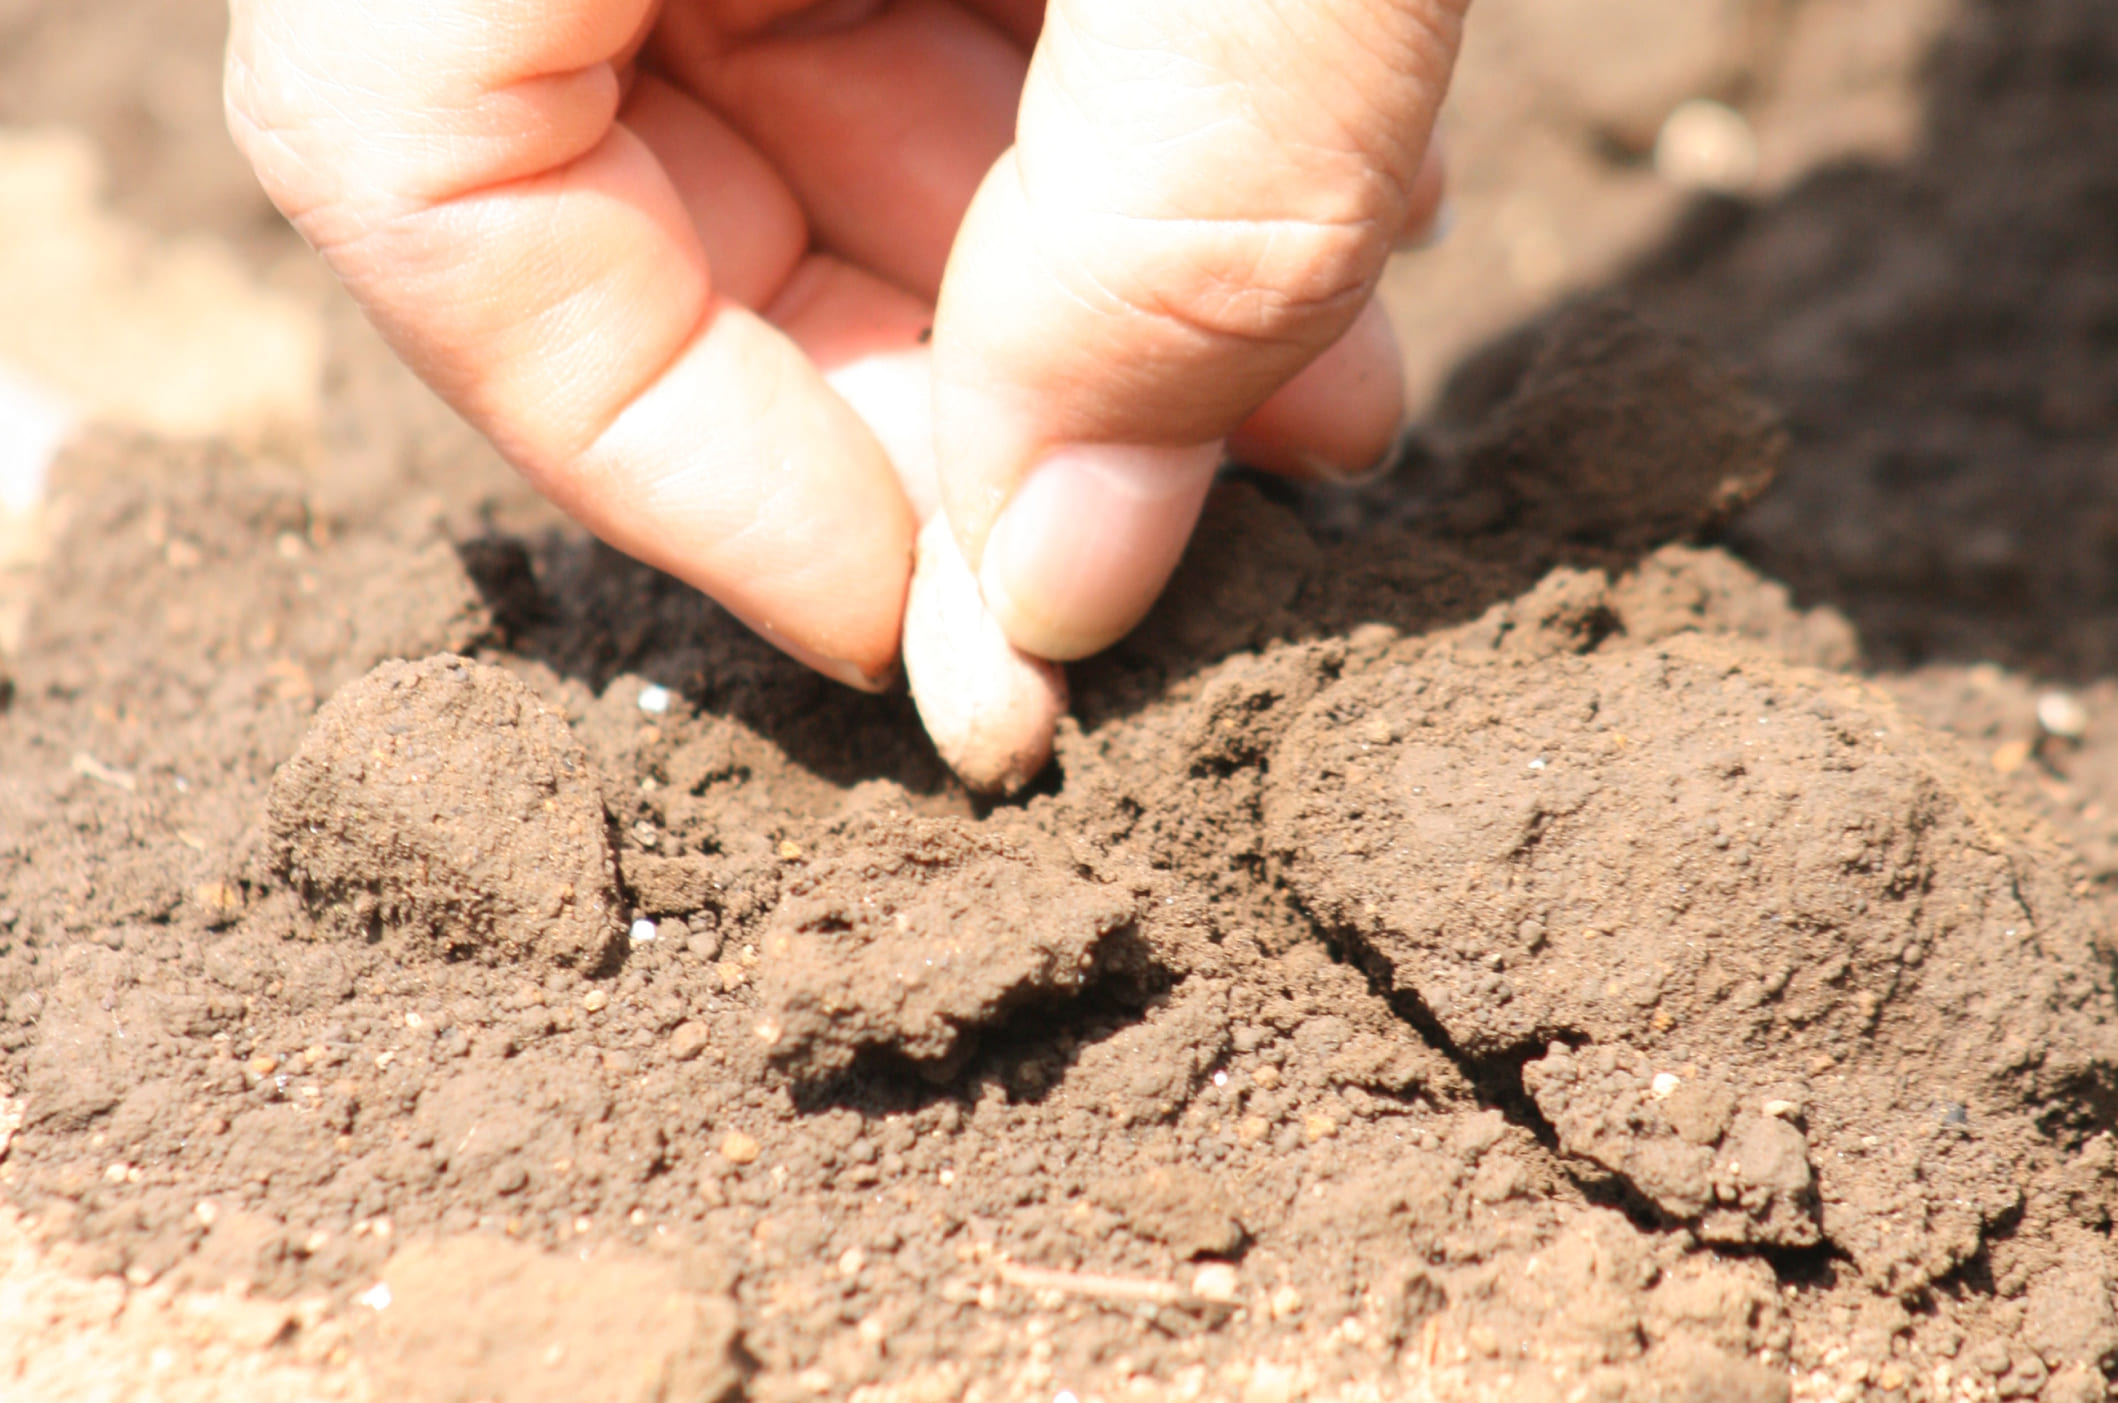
[1650,1072,1681,1100]
[1654,99,1759,194]
[356,1282,393,1312]
[1762,1098,1801,1120]
[629,918,657,944]
[902,516,1067,795]
[636,683,671,715]
[1191,1262,1240,1304]
[0,363,73,517]
[2036,689,2089,740]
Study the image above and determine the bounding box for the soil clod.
[267,654,623,969]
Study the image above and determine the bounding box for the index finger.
[226,0,916,685]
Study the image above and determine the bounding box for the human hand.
[226,0,1461,782]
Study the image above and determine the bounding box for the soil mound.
[268,654,623,969]
[1269,623,2117,1289]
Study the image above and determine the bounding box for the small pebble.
[636,684,671,715]
[1761,1098,1801,1119]
[2037,689,2089,740]
[668,1021,710,1061]
[720,1131,761,1165]
[1650,1072,1681,1100]
[1191,1262,1240,1304]
[581,988,610,1013]
[628,918,657,944]
[1653,98,1759,194]
[1989,737,2031,776]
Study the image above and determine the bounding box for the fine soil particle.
[6,296,2118,1403]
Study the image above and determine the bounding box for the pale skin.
[225,0,1464,781]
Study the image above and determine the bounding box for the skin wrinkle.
[1232,0,1449,160]
[1012,80,1394,338]
[1042,209,1383,347]
[232,65,629,244]
[1020,44,1402,236]
[350,0,649,96]
[236,4,635,220]
[328,137,710,467]
[354,71,627,211]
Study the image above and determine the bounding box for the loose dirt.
[3,1,2118,1402]
[2,300,2115,1403]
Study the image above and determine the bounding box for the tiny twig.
[71,752,137,792]
[995,1261,1185,1308]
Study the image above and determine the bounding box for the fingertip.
[772,631,901,693]
[971,441,1219,661]
[1230,297,1405,482]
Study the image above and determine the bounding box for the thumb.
[932,0,1467,661]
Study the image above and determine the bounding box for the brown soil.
[4,2,2118,1402]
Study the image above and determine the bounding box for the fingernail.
[978,442,1220,661]
[776,633,896,693]
[1298,423,1415,486]
[1396,198,1456,252]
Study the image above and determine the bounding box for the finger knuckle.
[1071,213,1384,349]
